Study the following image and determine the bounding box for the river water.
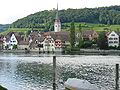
[0,53,120,90]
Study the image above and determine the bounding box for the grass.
[1,22,120,35]
[63,22,120,32]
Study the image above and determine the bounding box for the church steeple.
[54,2,61,32]
[55,3,59,20]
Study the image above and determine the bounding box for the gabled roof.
[107,31,120,37]
[82,30,98,38]
[44,31,70,42]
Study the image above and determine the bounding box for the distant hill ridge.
[0,24,10,33]
[11,5,120,29]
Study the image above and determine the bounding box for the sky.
[0,0,120,24]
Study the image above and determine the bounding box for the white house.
[42,35,55,52]
[107,31,119,47]
[3,33,18,50]
[8,33,18,49]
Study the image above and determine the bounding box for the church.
[54,3,61,32]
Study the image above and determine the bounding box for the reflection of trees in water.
[57,64,115,90]
[16,62,53,85]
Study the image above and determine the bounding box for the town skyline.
[0,0,120,24]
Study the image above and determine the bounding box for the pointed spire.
[55,2,59,20]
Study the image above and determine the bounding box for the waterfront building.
[42,35,55,52]
[82,30,99,41]
[107,31,119,47]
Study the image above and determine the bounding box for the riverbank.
[65,49,120,55]
[1,49,120,55]
[80,49,120,55]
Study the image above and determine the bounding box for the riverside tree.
[97,31,108,49]
[70,22,75,49]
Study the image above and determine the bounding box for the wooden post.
[115,64,119,90]
[53,56,56,90]
[39,47,40,54]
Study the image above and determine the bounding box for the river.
[0,53,120,90]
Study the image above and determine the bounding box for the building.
[54,3,61,32]
[82,30,98,41]
[8,33,18,49]
[29,30,44,50]
[107,31,119,47]
[42,35,55,52]
[3,32,19,50]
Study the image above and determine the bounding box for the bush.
[82,41,92,48]
[12,45,17,49]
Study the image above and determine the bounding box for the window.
[109,38,113,40]
[111,34,115,36]
[114,38,118,40]
[114,41,118,43]
[13,41,16,42]
[109,41,113,43]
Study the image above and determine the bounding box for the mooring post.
[115,64,119,90]
[53,56,56,90]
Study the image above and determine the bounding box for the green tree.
[70,22,75,49]
[12,45,18,49]
[26,30,31,36]
[97,31,108,49]
[78,24,83,48]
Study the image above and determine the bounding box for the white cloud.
[0,0,120,24]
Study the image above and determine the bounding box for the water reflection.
[0,54,119,90]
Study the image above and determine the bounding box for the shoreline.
[0,49,120,56]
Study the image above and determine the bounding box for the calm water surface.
[0,53,120,90]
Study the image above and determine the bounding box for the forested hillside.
[11,5,120,30]
[0,24,10,33]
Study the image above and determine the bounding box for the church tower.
[54,3,61,32]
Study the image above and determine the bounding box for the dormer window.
[111,34,115,36]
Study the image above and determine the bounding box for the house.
[82,30,98,41]
[29,31,44,50]
[42,35,55,52]
[3,32,27,50]
[44,31,69,51]
[3,32,19,50]
[17,35,29,50]
[107,31,119,47]
[8,33,18,49]
[55,39,63,51]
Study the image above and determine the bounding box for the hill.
[0,24,10,33]
[10,5,120,31]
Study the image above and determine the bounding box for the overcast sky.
[0,0,120,24]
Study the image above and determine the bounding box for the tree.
[70,22,75,49]
[26,30,31,36]
[13,45,18,49]
[78,24,83,48]
[97,31,108,49]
